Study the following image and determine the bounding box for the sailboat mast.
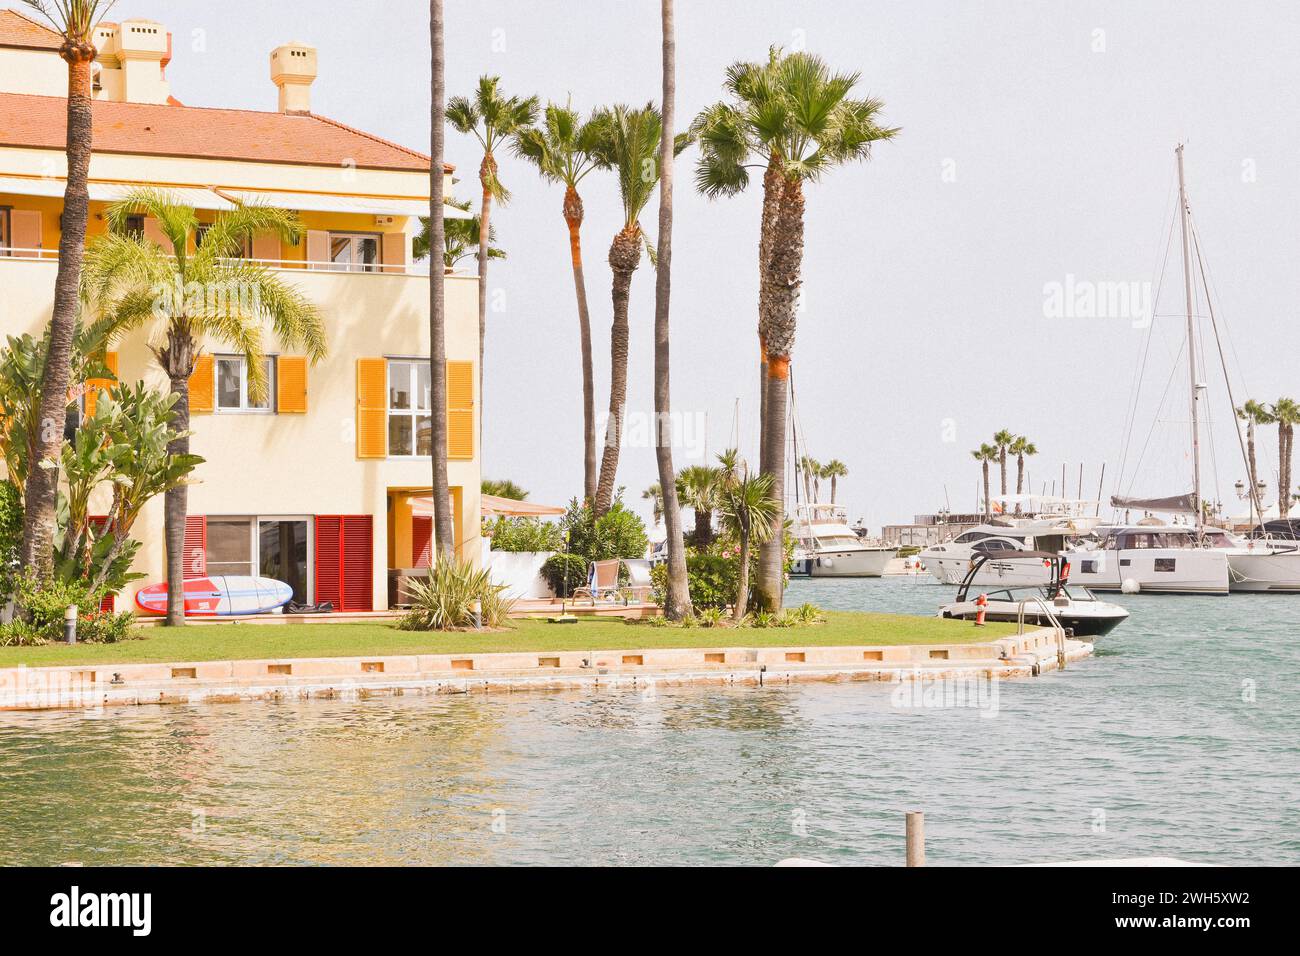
[1176,144,1204,533]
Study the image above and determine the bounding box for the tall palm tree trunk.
[999,450,1007,497]
[754,175,804,613]
[1016,454,1025,495]
[1280,426,1289,519]
[754,360,788,610]
[161,332,196,626]
[476,153,495,436]
[20,46,95,575]
[983,461,991,518]
[654,0,691,620]
[830,475,837,503]
[429,0,454,555]
[593,228,639,515]
[564,186,597,504]
[1245,419,1257,520]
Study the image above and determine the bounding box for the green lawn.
[0,611,1016,668]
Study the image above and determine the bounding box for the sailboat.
[1067,145,1300,594]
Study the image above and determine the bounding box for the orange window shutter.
[189,354,214,413]
[356,357,387,459]
[305,230,329,269]
[277,355,308,413]
[446,360,474,460]
[84,350,119,418]
[251,231,281,262]
[381,232,407,273]
[9,210,42,257]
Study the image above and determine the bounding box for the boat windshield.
[815,534,862,548]
[974,584,1093,603]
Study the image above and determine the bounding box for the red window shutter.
[315,516,341,608]
[314,515,372,611]
[99,593,116,613]
[341,516,373,611]
[183,515,207,580]
[412,516,432,569]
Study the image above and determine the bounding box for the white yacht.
[1063,524,1230,595]
[918,498,1102,585]
[792,504,897,577]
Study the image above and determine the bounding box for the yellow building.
[0,9,481,612]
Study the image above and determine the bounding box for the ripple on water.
[0,577,1295,865]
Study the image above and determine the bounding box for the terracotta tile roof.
[0,7,61,49]
[0,91,450,173]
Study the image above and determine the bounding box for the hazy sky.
[116,0,1300,529]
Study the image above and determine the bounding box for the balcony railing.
[0,248,476,278]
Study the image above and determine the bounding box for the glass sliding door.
[259,519,310,604]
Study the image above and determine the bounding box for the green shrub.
[484,516,563,553]
[561,496,648,561]
[652,553,738,610]
[397,555,516,631]
[2,572,136,644]
[541,552,589,597]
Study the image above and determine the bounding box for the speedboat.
[793,503,897,577]
[938,551,1129,638]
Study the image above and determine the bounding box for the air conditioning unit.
[374,215,397,227]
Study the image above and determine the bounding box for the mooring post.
[905,811,925,867]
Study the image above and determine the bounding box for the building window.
[0,207,9,253]
[387,359,431,457]
[206,517,255,577]
[215,355,276,413]
[329,232,380,272]
[124,214,146,239]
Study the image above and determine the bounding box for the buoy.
[1121,578,1140,594]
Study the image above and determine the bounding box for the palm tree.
[428,0,452,558]
[1236,400,1272,519]
[481,478,527,500]
[992,429,1016,500]
[446,77,538,404]
[693,49,897,611]
[821,459,848,503]
[82,190,326,624]
[414,197,505,272]
[972,443,997,517]
[513,102,603,504]
[642,481,664,526]
[1009,435,1037,513]
[652,0,691,621]
[676,464,720,549]
[1274,397,1300,518]
[719,469,779,624]
[588,102,685,515]
[18,0,117,576]
[798,455,820,502]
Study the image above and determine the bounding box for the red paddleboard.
[134,576,294,617]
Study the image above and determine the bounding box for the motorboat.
[793,503,897,577]
[1063,524,1230,594]
[919,499,1103,585]
[939,551,1130,638]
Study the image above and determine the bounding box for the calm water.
[0,576,1296,866]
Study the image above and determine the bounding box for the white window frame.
[214,354,277,414]
[327,231,381,273]
[204,514,314,601]
[386,358,432,459]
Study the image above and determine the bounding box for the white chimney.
[91,18,171,104]
[270,42,317,114]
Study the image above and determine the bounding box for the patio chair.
[571,558,622,605]
[620,559,655,605]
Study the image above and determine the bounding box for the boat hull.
[941,606,1126,638]
[1064,547,1229,595]
[809,547,896,577]
[1226,548,1300,592]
